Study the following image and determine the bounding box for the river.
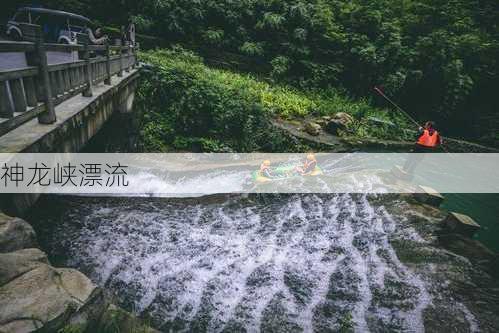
[441,194,499,253]
[29,112,498,332]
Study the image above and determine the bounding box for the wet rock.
[327,262,361,303]
[414,186,444,207]
[247,264,273,287]
[314,301,354,332]
[304,121,322,136]
[333,112,354,124]
[0,213,37,252]
[423,304,477,333]
[323,112,354,135]
[438,233,499,277]
[443,212,481,237]
[0,248,48,286]
[0,264,97,333]
[284,270,314,305]
[260,293,302,333]
[314,118,328,127]
[94,304,160,333]
[324,119,347,135]
[371,275,419,311]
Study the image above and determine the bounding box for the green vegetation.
[95,306,156,333]
[6,0,496,144]
[137,48,411,152]
[4,0,497,144]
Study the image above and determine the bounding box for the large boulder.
[443,212,481,237]
[0,248,48,286]
[324,112,354,135]
[304,121,322,136]
[0,213,37,253]
[325,119,348,135]
[414,185,444,207]
[333,112,354,124]
[0,264,99,333]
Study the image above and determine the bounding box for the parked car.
[6,7,91,44]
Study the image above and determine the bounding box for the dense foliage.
[4,0,498,143]
[137,49,410,152]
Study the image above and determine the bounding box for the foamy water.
[44,193,481,332]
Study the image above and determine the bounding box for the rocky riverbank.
[0,212,158,333]
[273,113,499,153]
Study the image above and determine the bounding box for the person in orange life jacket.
[259,160,275,178]
[403,121,442,174]
[295,154,317,175]
[414,121,443,152]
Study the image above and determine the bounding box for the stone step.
[414,185,444,207]
[444,212,481,237]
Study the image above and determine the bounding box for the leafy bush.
[239,42,265,56]
[27,0,499,142]
[137,48,410,152]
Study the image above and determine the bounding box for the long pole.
[373,86,452,152]
[373,87,420,128]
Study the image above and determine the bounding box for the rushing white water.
[43,191,485,333]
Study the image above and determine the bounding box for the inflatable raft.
[252,165,323,183]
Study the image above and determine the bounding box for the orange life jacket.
[417,129,440,147]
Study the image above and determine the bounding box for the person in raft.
[259,160,275,179]
[403,121,443,174]
[295,154,317,175]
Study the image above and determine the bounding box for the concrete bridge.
[0,24,140,214]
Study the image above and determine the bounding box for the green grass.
[137,47,413,152]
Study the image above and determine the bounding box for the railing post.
[131,45,136,69]
[0,82,13,118]
[105,42,111,85]
[134,42,140,69]
[82,42,93,97]
[29,26,56,124]
[118,43,124,77]
[125,44,131,72]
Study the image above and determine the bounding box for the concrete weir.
[0,69,140,215]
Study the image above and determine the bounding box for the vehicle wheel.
[9,30,22,41]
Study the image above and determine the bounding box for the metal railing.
[0,24,139,137]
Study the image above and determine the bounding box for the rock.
[0,248,49,286]
[323,112,354,135]
[304,121,321,136]
[325,119,347,135]
[0,265,97,333]
[414,186,444,207]
[0,213,37,253]
[315,116,333,127]
[438,233,498,275]
[443,212,481,237]
[95,304,160,333]
[333,112,354,125]
[64,288,108,333]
